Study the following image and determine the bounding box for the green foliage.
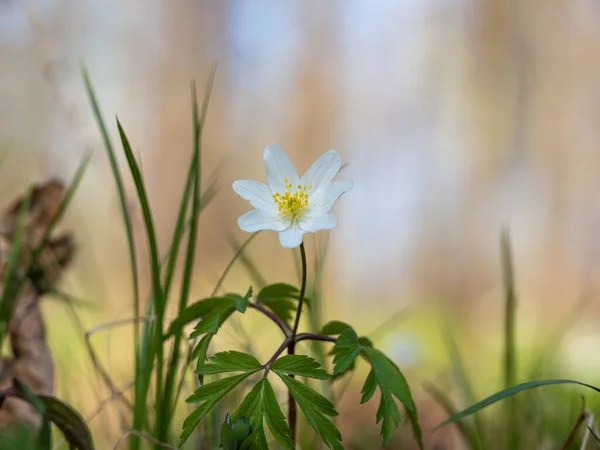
[256,283,307,324]
[83,67,422,449]
[362,348,423,448]
[10,381,94,450]
[166,289,251,339]
[438,379,600,428]
[197,351,262,375]
[181,370,261,446]
[233,379,294,450]
[271,355,329,380]
[221,414,252,450]
[331,329,362,376]
[278,374,342,450]
[330,328,423,448]
[320,321,353,336]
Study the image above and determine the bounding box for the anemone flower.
[233,145,352,248]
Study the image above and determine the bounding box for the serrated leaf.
[360,368,377,403]
[165,296,230,338]
[231,286,253,312]
[190,302,236,337]
[256,283,308,324]
[362,347,423,449]
[194,333,214,385]
[233,379,294,450]
[180,372,256,446]
[320,321,353,336]
[197,351,262,375]
[272,355,329,380]
[278,374,342,450]
[240,427,269,450]
[331,328,361,376]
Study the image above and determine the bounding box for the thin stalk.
[291,243,307,338]
[501,229,518,449]
[288,241,308,443]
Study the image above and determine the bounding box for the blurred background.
[2,0,600,448]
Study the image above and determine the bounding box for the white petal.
[238,209,290,232]
[300,150,341,193]
[299,213,337,232]
[277,224,305,248]
[308,179,353,216]
[233,180,277,212]
[263,144,299,194]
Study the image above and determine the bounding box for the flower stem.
[288,241,308,443]
[291,242,308,338]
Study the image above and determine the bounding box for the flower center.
[273,179,312,220]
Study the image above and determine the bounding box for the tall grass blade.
[82,68,143,447]
[160,80,206,443]
[424,382,482,450]
[501,229,518,449]
[117,119,165,448]
[441,328,486,449]
[0,188,30,347]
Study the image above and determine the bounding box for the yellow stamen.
[273,182,310,219]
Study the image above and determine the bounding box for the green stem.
[288,241,307,443]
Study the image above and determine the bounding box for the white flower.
[233,145,353,248]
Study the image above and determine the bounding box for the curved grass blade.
[437,379,600,429]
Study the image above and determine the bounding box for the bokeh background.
[2,0,600,448]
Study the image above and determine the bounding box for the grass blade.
[82,68,144,447]
[0,187,31,347]
[436,379,600,429]
[441,328,486,449]
[424,382,482,450]
[160,76,210,442]
[117,119,165,448]
[501,229,518,449]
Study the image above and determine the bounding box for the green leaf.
[360,368,377,403]
[320,321,353,336]
[230,288,252,313]
[277,374,342,450]
[14,380,51,448]
[221,413,252,450]
[234,378,294,450]
[362,347,423,448]
[165,296,232,338]
[40,395,94,450]
[256,283,306,324]
[180,372,257,446]
[167,291,251,339]
[331,328,361,376]
[194,333,214,385]
[240,427,269,450]
[190,302,236,337]
[272,355,329,380]
[437,379,600,429]
[197,351,262,375]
